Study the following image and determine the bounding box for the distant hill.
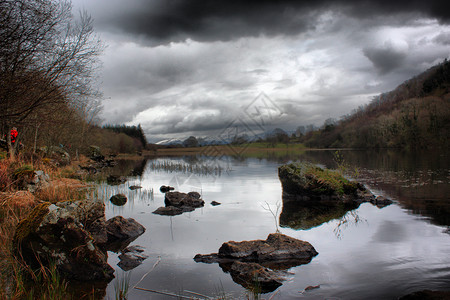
[301,59,450,149]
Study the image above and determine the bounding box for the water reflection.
[94,150,450,299]
[280,200,360,230]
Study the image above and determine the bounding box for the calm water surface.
[97,150,450,299]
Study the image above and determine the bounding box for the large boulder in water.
[195,233,318,266]
[110,194,127,206]
[219,233,318,263]
[105,216,145,242]
[165,191,204,208]
[194,233,318,292]
[153,191,205,216]
[278,162,392,207]
[13,201,113,281]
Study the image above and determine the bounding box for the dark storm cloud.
[363,46,407,75]
[95,0,450,43]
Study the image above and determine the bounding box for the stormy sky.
[72,0,450,142]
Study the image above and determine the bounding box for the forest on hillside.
[300,60,450,149]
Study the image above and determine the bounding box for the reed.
[149,160,223,177]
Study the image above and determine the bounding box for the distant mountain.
[155,138,183,145]
[301,59,450,149]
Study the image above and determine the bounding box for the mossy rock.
[110,194,127,206]
[278,162,358,198]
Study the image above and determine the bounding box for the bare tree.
[0,0,104,159]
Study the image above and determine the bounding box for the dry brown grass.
[0,190,39,298]
[0,157,93,298]
[35,179,89,204]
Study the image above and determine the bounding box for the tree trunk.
[7,129,15,161]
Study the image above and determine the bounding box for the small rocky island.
[277,162,393,230]
[278,162,392,206]
[194,233,318,292]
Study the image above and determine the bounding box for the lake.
[96,149,450,299]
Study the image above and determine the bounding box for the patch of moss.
[279,162,357,196]
[304,165,353,195]
[12,165,35,183]
[13,202,51,245]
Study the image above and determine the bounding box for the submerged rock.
[194,233,318,293]
[117,245,148,271]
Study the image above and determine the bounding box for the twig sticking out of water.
[261,201,281,233]
[333,210,366,239]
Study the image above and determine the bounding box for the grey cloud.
[363,46,408,75]
[433,32,450,45]
[81,0,450,44]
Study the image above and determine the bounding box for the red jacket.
[10,129,18,143]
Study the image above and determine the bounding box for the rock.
[13,168,50,193]
[218,233,318,263]
[188,191,201,199]
[129,185,142,190]
[160,185,175,193]
[165,191,205,208]
[117,245,148,271]
[13,201,113,281]
[195,233,318,265]
[227,261,283,293]
[211,201,221,206]
[107,175,126,185]
[105,216,145,242]
[89,145,104,162]
[110,194,127,206]
[372,195,393,208]
[78,164,98,174]
[153,191,205,216]
[47,146,71,166]
[278,163,392,208]
[194,233,317,293]
[153,206,183,216]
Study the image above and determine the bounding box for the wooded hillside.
[301,60,450,149]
